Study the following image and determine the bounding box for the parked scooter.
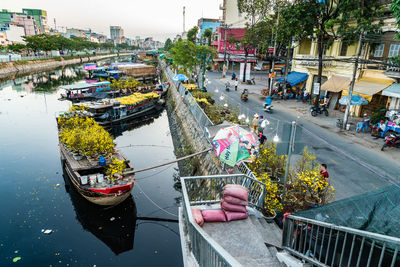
[381,133,400,151]
[225,81,230,92]
[310,104,329,117]
[246,78,255,85]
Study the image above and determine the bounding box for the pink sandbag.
[223,186,248,201]
[224,184,249,192]
[224,210,248,222]
[201,209,226,222]
[191,208,204,227]
[221,200,247,213]
[223,195,248,206]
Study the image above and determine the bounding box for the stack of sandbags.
[191,184,249,226]
[221,184,249,221]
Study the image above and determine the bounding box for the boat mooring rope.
[136,182,178,218]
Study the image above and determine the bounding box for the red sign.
[268,47,275,53]
[217,27,255,56]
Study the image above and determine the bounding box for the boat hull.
[60,147,134,206]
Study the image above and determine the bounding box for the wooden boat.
[81,92,164,126]
[60,81,116,102]
[60,145,135,206]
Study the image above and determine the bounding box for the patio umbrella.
[339,94,369,106]
[212,125,258,167]
[173,74,189,82]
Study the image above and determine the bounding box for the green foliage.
[169,40,215,74]
[392,0,400,39]
[187,26,199,43]
[6,43,26,53]
[370,106,387,124]
[164,38,173,51]
[248,142,286,178]
[22,34,102,53]
[202,29,213,46]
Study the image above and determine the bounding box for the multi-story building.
[220,0,250,28]
[5,24,25,43]
[291,16,399,117]
[65,28,86,38]
[0,9,38,36]
[197,18,221,44]
[110,26,124,40]
[22,9,49,34]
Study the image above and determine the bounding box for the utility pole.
[282,121,296,203]
[223,24,228,78]
[269,2,280,96]
[283,38,293,92]
[183,6,186,35]
[343,31,364,129]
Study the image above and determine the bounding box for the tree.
[392,0,400,39]
[237,0,271,82]
[164,38,173,51]
[202,29,213,46]
[187,26,199,44]
[6,43,26,53]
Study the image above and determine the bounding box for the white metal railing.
[180,174,267,266]
[282,215,400,267]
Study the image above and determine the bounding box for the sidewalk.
[217,76,400,162]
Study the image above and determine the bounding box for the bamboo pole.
[123,148,212,175]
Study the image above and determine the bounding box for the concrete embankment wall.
[161,65,223,176]
[0,53,133,79]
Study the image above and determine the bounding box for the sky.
[2,0,223,41]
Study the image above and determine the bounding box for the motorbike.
[310,104,329,117]
[225,83,230,91]
[246,78,255,85]
[241,89,249,102]
[381,133,400,151]
[264,104,273,113]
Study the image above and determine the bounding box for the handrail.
[181,175,242,266]
[282,214,400,267]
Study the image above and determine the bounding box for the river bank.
[0,52,134,80]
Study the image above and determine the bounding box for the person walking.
[252,115,259,133]
[234,78,239,91]
[258,115,265,134]
[319,164,329,205]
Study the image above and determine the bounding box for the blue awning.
[277,71,309,87]
[382,83,400,98]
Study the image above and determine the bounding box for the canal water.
[0,63,183,266]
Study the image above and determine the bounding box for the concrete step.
[259,217,283,248]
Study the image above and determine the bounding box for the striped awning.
[342,77,393,101]
[382,83,400,98]
[321,75,350,93]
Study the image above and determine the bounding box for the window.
[373,44,385,57]
[340,41,348,56]
[388,43,400,58]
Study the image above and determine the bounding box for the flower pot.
[263,210,277,222]
[305,195,322,208]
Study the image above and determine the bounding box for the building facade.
[291,17,399,117]
[221,0,250,28]
[197,18,221,40]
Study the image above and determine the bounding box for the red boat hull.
[89,183,133,195]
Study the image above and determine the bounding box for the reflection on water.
[0,58,182,266]
[63,171,137,255]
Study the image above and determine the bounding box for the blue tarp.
[382,83,400,98]
[277,71,308,87]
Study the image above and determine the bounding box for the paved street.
[206,71,400,200]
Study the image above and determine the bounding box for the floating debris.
[12,257,21,263]
[110,217,115,221]
[41,229,53,235]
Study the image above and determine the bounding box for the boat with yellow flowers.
[57,114,135,206]
[78,92,163,126]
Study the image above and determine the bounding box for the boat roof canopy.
[60,81,111,91]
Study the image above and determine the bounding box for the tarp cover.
[277,71,308,87]
[382,83,400,98]
[294,185,400,239]
[321,75,350,93]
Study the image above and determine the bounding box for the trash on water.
[55,184,60,187]
[41,229,53,234]
[12,257,21,263]
[110,217,115,221]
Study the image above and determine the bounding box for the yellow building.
[291,17,399,117]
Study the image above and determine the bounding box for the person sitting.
[372,120,386,139]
